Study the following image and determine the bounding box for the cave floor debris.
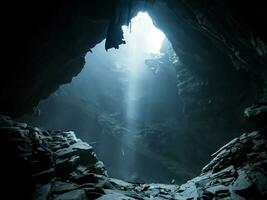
[0,115,266,199]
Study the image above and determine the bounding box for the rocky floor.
[0,115,266,199]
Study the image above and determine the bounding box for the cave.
[1,1,267,199]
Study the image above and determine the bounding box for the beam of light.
[121,12,166,126]
[84,11,167,181]
[118,12,166,180]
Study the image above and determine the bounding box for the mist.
[3,1,266,199]
[18,12,241,184]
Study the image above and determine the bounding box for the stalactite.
[105,0,126,51]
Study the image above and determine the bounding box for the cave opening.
[1,1,266,199]
[18,12,183,183]
[16,8,255,185]
[11,3,261,189]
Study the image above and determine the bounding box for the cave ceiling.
[1,0,266,117]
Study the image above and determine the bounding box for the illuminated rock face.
[1,1,266,119]
[1,116,266,199]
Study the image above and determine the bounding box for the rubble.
[0,115,266,199]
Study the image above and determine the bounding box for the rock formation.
[0,115,266,199]
[1,1,267,120]
[0,1,266,199]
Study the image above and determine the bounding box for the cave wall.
[148,0,267,118]
[0,0,266,196]
[143,0,267,176]
[1,0,266,120]
[1,1,266,178]
[2,1,112,117]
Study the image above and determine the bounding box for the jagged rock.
[53,189,87,200]
[31,183,52,200]
[232,170,253,193]
[2,1,266,120]
[0,116,266,199]
[96,192,135,200]
[0,115,107,197]
[244,103,267,129]
[244,104,267,118]
[53,181,81,195]
[32,168,55,183]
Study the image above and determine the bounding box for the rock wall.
[1,1,266,119]
[0,116,266,199]
[1,1,267,197]
[148,0,267,131]
[2,1,110,117]
[0,115,106,199]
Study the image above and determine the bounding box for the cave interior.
[1,1,267,199]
